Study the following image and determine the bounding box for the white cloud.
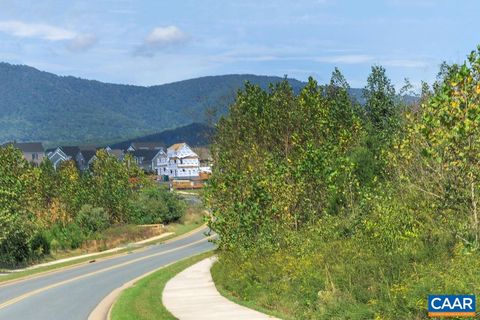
[68,33,98,52]
[0,20,97,52]
[135,25,188,57]
[0,20,76,41]
[145,26,187,46]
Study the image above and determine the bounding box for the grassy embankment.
[0,194,206,283]
[110,251,214,320]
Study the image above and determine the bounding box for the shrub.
[129,187,185,224]
[0,214,34,268]
[76,205,110,234]
[30,231,51,256]
[48,223,85,250]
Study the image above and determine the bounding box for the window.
[32,153,37,160]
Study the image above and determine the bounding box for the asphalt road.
[0,227,215,320]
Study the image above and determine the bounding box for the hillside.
[0,62,385,146]
[110,123,214,149]
[0,62,311,146]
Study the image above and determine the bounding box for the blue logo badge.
[428,295,476,317]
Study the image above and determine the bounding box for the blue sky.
[0,0,478,89]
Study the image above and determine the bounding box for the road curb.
[89,260,178,320]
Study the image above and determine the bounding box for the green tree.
[207,76,362,250]
[129,187,185,224]
[90,150,131,223]
[0,145,35,267]
[38,158,58,206]
[396,47,480,245]
[57,160,81,217]
[363,65,397,133]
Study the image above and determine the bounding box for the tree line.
[0,149,184,268]
[207,47,480,318]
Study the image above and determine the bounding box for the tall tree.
[57,160,81,217]
[396,47,480,244]
[363,65,397,133]
[90,150,131,223]
[0,145,34,267]
[38,158,58,207]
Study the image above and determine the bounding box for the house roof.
[168,143,186,152]
[79,145,98,151]
[2,142,44,153]
[130,142,165,150]
[128,149,160,162]
[107,149,124,159]
[60,146,80,158]
[81,150,97,163]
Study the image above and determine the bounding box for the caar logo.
[428,295,476,317]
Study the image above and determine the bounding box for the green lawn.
[210,261,290,320]
[111,251,214,320]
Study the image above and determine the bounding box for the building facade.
[166,143,200,179]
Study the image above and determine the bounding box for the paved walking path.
[163,256,279,320]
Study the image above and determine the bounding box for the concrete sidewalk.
[163,257,279,320]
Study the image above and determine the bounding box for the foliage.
[129,187,185,224]
[0,142,185,267]
[46,223,84,250]
[0,211,34,267]
[206,74,361,251]
[0,146,36,267]
[207,53,480,319]
[75,205,110,234]
[363,65,397,133]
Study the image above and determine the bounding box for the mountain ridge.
[0,62,366,146]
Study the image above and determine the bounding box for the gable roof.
[60,146,80,158]
[130,142,165,150]
[107,149,124,160]
[168,142,186,152]
[81,150,97,163]
[2,142,44,153]
[128,149,161,162]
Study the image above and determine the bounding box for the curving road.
[0,227,215,320]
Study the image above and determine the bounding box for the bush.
[47,223,85,250]
[30,231,51,256]
[129,187,185,224]
[0,218,33,268]
[76,205,110,234]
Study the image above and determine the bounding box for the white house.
[166,143,200,179]
[153,149,169,176]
